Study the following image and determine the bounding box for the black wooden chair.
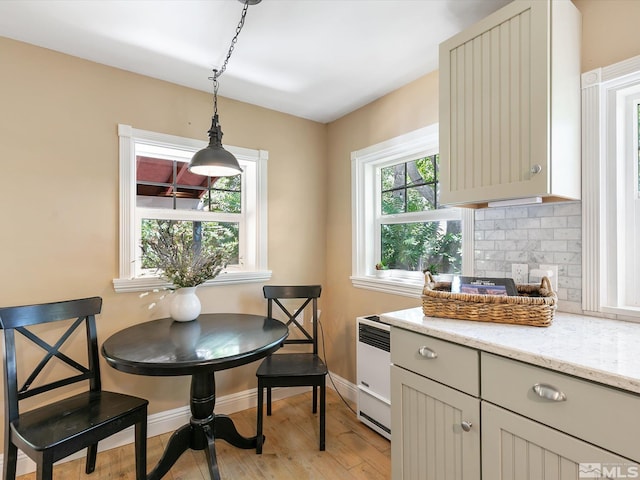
[0,296,148,480]
[255,285,327,453]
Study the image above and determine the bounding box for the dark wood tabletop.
[101,313,289,376]
[100,313,289,480]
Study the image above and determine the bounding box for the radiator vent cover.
[358,323,390,352]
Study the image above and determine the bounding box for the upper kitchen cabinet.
[439,0,581,208]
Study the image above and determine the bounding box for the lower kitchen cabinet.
[390,365,480,480]
[390,325,640,480]
[482,402,634,480]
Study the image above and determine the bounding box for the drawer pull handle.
[418,346,438,359]
[532,383,567,402]
[461,421,472,432]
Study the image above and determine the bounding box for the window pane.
[141,219,240,269]
[202,175,241,213]
[136,157,242,213]
[381,155,439,215]
[382,190,406,214]
[406,186,435,212]
[381,220,462,273]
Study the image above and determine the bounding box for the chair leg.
[85,443,98,474]
[312,385,318,413]
[36,454,53,480]
[134,415,148,480]
[319,382,326,451]
[3,440,18,480]
[266,386,272,416]
[256,383,264,454]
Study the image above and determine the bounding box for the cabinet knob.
[530,164,542,175]
[532,383,567,402]
[461,421,472,432]
[418,346,438,359]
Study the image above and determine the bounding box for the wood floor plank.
[16,389,391,480]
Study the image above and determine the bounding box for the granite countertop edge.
[380,307,640,395]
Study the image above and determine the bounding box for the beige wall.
[0,36,327,436]
[321,0,640,382]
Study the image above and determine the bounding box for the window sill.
[601,305,640,322]
[113,270,273,293]
[351,275,424,298]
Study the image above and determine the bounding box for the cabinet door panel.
[482,402,636,480]
[440,0,547,205]
[391,365,480,480]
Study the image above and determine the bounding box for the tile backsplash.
[473,201,581,312]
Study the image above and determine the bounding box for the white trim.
[351,125,473,295]
[582,54,640,317]
[1,373,356,476]
[114,125,270,293]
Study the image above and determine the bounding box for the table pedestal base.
[147,371,261,480]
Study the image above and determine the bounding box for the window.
[351,125,474,297]
[582,56,640,317]
[114,125,270,293]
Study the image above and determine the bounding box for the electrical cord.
[317,316,358,416]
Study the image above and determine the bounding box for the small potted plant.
[375,261,391,278]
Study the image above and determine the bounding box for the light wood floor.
[17,389,391,480]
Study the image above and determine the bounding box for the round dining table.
[101,313,288,480]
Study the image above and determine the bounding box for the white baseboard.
[2,371,356,476]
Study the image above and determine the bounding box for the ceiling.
[0,0,510,124]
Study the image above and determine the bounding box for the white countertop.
[380,307,640,394]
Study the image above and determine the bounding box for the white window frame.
[113,124,270,293]
[351,124,474,298]
[582,55,640,318]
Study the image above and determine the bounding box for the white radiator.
[356,315,391,439]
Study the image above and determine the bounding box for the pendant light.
[188,0,262,177]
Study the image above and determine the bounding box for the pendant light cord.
[209,0,251,117]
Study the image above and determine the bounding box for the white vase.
[170,287,201,322]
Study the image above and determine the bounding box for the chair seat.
[11,391,148,452]
[256,353,327,379]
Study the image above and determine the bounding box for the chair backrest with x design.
[0,296,103,424]
[263,285,321,354]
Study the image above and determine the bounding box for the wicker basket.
[421,272,557,327]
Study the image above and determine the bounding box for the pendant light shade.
[189,114,242,177]
[188,0,260,178]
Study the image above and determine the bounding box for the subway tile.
[540,240,568,252]
[505,251,530,262]
[567,216,582,228]
[528,204,556,217]
[504,207,529,218]
[475,240,495,250]
[475,220,496,231]
[516,218,541,229]
[553,202,581,216]
[484,208,506,220]
[505,229,528,240]
[567,240,582,252]
[485,230,506,240]
[493,219,518,230]
[553,228,581,240]
[529,229,553,240]
[554,252,581,265]
[540,216,567,228]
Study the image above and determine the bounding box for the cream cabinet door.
[391,365,480,480]
[482,402,637,480]
[439,0,580,207]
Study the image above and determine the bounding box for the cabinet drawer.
[481,352,640,462]
[391,327,479,396]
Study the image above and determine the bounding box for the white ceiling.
[0,0,510,124]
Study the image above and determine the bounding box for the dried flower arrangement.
[140,220,231,288]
